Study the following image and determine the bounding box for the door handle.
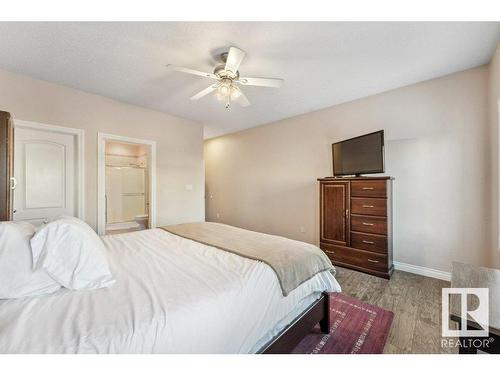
[10,177,17,190]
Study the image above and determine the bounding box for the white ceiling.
[0,22,498,138]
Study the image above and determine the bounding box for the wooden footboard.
[260,292,331,354]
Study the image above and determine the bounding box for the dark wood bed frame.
[259,292,331,354]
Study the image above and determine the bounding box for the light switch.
[185,184,193,191]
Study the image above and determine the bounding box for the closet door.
[0,111,13,221]
[13,126,76,225]
[320,181,350,246]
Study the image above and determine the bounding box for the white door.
[13,126,76,226]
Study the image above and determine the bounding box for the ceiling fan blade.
[166,64,217,79]
[233,87,251,107]
[190,85,217,100]
[225,47,246,74]
[238,77,284,88]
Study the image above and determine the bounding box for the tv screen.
[332,130,384,176]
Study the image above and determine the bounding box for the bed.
[0,226,341,353]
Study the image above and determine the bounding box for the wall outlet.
[185,184,193,191]
[300,226,306,233]
[216,213,220,219]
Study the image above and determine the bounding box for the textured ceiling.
[0,22,498,138]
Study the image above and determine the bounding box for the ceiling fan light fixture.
[230,86,241,100]
[218,85,230,96]
[168,46,283,109]
[217,79,232,97]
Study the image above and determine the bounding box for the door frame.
[97,132,157,235]
[13,119,85,220]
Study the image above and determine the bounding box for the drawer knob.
[362,187,374,190]
[362,222,374,226]
[362,240,375,244]
[325,250,335,254]
[367,259,379,263]
[362,204,374,208]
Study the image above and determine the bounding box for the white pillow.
[0,221,61,299]
[31,217,115,290]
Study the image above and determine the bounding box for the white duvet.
[0,228,340,353]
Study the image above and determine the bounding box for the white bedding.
[0,228,341,353]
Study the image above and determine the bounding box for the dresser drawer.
[320,242,339,259]
[351,197,387,216]
[351,180,386,198]
[351,231,387,253]
[351,215,387,235]
[320,243,388,273]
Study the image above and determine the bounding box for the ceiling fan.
[167,47,284,110]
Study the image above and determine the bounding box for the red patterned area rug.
[292,292,394,354]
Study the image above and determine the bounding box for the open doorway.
[97,133,156,235]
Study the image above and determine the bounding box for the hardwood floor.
[334,266,458,354]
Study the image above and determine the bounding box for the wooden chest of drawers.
[318,177,393,279]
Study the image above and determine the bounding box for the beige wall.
[0,68,205,229]
[489,45,500,268]
[205,66,494,273]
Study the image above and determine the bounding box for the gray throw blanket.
[161,222,334,296]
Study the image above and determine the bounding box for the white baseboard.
[393,261,451,281]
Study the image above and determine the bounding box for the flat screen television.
[332,130,385,176]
